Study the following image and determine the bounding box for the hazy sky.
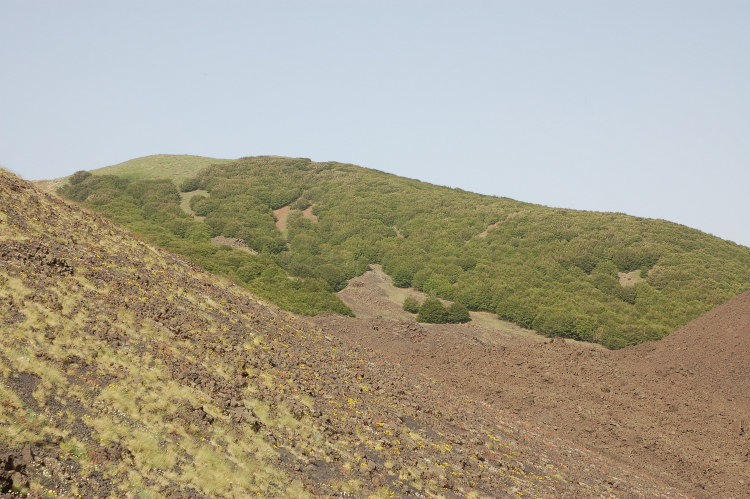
[2,1,748,246]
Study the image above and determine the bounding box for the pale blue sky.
[2,1,748,246]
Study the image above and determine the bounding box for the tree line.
[60,156,750,348]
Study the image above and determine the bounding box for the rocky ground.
[0,169,696,497]
[312,267,750,498]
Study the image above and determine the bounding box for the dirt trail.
[312,267,750,498]
[302,204,318,222]
[179,189,208,221]
[273,205,291,230]
[478,220,502,238]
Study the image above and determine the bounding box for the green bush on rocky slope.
[58,155,750,348]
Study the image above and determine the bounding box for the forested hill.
[55,155,750,348]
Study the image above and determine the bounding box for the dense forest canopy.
[59,156,750,348]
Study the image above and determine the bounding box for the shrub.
[532,308,576,336]
[497,298,537,329]
[574,316,598,341]
[190,195,209,215]
[411,268,434,291]
[315,264,349,292]
[391,267,414,288]
[591,273,620,296]
[402,296,420,314]
[446,302,470,323]
[179,177,202,192]
[612,246,660,273]
[290,195,311,210]
[237,261,264,282]
[592,260,618,277]
[617,285,637,304]
[456,256,477,271]
[417,298,447,323]
[69,170,92,185]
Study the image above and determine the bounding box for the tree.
[417,298,447,323]
[179,177,202,192]
[403,296,420,314]
[391,267,414,288]
[69,170,92,185]
[446,302,470,323]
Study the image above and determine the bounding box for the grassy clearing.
[179,189,209,220]
[70,155,229,187]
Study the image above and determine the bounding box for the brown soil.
[302,205,318,222]
[622,289,750,401]
[274,204,318,231]
[312,267,750,498]
[478,220,502,238]
[273,205,291,230]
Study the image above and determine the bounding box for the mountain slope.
[316,263,750,498]
[1,169,690,496]
[53,155,750,348]
[623,288,750,399]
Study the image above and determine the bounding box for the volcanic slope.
[621,289,750,399]
[0,170,691,497]
[315,266,750,498]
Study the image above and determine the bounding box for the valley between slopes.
[311,265,750,498]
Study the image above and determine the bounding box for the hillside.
[52,155,750,348]
[316,264,750,498]
[622,288,750,399]
[1,169,693,496]
[35,155,229,194]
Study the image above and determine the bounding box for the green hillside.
[37,154,229,193]
[88,154,230,183]
[56,155,750,348]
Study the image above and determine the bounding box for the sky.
[1,1,749,246]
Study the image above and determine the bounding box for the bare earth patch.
[179,189,209,222]
[338,265,554,344]
[210,236,258,255]
[302,204,318,222]
[478,220,502,238]
[274,204,318,231]
[33,178,67,194]
[273,205,290,230]
[618,270,645,286]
